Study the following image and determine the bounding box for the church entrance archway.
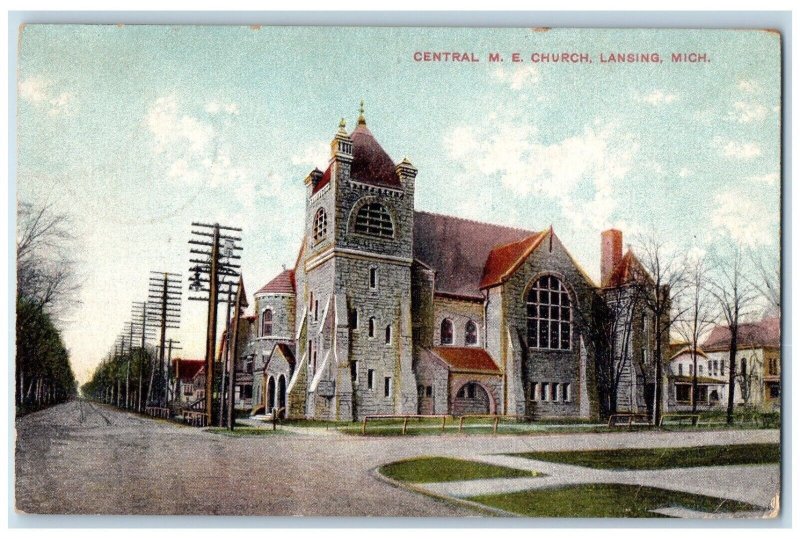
[267,376,276,413]
[452,381,492,416]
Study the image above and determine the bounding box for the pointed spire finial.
[357,99,366,125]
[337,117,347,134]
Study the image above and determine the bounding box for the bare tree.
[747,247,780,316]
[675,253,716,412]
[633,233,687,426]
[708,241,759,425]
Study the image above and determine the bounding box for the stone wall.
[432,296,484,348]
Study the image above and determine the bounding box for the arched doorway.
[267,376,275,413]
[278,375,287,418]
[452,381,492,416]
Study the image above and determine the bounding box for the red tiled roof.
[413,211,535,299]
[431,347,501,374]
[702,317,781,351]
[256,269,296,295]
[349,124,403,190]
[173,359,204,381]
[311,164,332,195]
[480,232,547,289]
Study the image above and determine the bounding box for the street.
[14,400,781,516]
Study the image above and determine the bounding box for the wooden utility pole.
[227,276,246,431]
[188,221,242,427]
[148,271,182,408]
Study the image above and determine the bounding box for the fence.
[361,414,448,435]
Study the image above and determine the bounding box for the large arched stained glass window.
[354,202,393,238]
[526,275,571,350]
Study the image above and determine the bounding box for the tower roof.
[349,123,403,190]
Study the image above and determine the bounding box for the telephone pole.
[227,276,247,431]
[147,271,182,408]
[188,222,242,426]
[131,300,156,412]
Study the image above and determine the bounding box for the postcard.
[14,24,782,519]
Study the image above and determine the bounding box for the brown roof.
[669,346,708,360]
[702,317,781,351]
[414,211,535,299]
[431,347,501,374]
[349,123,403,190]
[602,250,641,287]
[173,359,204,381]
[480,232,547,289]
[256,269,296,295]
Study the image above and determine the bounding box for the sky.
[16,26,781,384]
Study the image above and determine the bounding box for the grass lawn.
[510,443,780,470]
[468,483,764,518]
[204,427,291,436]
[379,457,540,483]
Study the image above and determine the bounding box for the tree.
[708,241,759,425]
[748,247,780,316]
[675,253,716,412]
[633,233,687,426]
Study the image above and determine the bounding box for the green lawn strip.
[510,443,780,470]
[204,427,291,436]
[379,457,539,483]
[468,483,764,518]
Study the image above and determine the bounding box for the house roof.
[480,232,548,289]
[174,359,205,381]
[430,346,501,374]
[256,269,296,295]
[702,317,781,351]
[669,346,709,361]
[602,249,650,288]
[413,211,535,299]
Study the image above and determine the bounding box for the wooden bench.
[659,413,700,427]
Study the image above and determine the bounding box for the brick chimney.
[601,229,623,286]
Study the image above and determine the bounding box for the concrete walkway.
[413,453,779,518]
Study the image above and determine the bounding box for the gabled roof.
[430,347,501,374]
[601,249,649,288]
[702,317,781,351]
[173,359,204,381]
[413,211,535,299]
[311,164,332,195]
[274,342,296,369]
[256,269,296,295]
[669,346,708,361]
[349,123,403,190]
[480,232,547,289]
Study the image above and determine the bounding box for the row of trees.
[16,201,80,412]
[593,233,778,426]
[80,344,161,410]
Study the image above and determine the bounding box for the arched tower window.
[465,320,478,346]
[526,275,572,350]
[313,207,327,242]
[354,202,393,238]
[440,319,454,345]
[261,309,273,337]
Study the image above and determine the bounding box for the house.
[172,358,205,405]
[701,317,781,409]
[242,107,665,421]
[666,347,728,411]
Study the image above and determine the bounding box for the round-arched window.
[313,207,327,242]
[440,319,454,345]
[261,309,273,337]
[354,202,393,238]
[465,320,478,346]
[526,275,571,350]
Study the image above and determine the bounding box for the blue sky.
[16,26,781,383]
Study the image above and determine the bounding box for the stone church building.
[245,107,661,421]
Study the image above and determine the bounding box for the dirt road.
[14,400,781,516]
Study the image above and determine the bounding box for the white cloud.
[491,65,541,90]
[290,141,330,171]
[444,116,637,230]
[748,172,779,185]
[637,89,678,106]
[19,77,77,116]
[730,101,769,123]
[711,190,775,247]
[713,137,762,160]
[205,100,240,115]
[678,167,693,178]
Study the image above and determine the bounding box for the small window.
[384,377,392,397]
[314,300,319,321]
[313,207,327,242]
[367,369,375,389]
[699,365,704,375]
[550,383,558,402]
[369,267,377,289]
[530,382,538,401]
[385,324,392,344]
[563,383,571,402]
[354,202,393,238]
[426,386,432,397]
[541,383,549,401]
[440,319,453,345]
[465,320,478,346]
[418,385,425,397]
[689,364,694,375]
[740,357,747,377]
[350,361,358,383]
[349,308,359,329]
[261,309,273,337]
[721,361,725,376]
[678,364,683,376]
[676,385,691,402]
[368,317,375,338]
